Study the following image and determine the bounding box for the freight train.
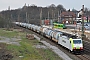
[15,22,83,53]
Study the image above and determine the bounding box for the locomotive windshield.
[73,40,82,44]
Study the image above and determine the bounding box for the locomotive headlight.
[80,47,83,50]
[73,47,76,49]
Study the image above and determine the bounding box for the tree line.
[0,4,90,28]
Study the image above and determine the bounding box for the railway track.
[76,54,90,60]
[83,41,90,55]
[17,26,90,60]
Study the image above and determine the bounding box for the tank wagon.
[15,22,83,53]
[37,26,42,33]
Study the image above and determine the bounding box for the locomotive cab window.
[73,40,81,44]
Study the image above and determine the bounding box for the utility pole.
[54,13,55,21]
[40,8,42,20]
[25,12,27,34]
[81,5,85,40]
[58,11,59,23]
[40,8,42,25]
[7,6,10,30]
[52,10,53,20]
[18,14,20,22]
[60,10,61,23]
[10,14,13,28]
[26,12,27,23]
[48,11,49,20]
[75,12,77,29]
[28,14,29,23]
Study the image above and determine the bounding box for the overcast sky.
[0,0,90,11]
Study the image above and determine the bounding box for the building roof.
[61,11,76,17]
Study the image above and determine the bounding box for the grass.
[0,28,62,60]
[7,40,43,60]
[0,29,18,38]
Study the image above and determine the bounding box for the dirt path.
[0,36,21,46]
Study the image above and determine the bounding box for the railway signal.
[81,5,86,40]
[78,9,83,18]
[78,5,86,40]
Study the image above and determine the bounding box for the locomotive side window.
[70,41,71,43]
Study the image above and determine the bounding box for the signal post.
[81,5,86,40]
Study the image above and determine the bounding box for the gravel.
[41,41,72,60]
[34,35,72,60]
